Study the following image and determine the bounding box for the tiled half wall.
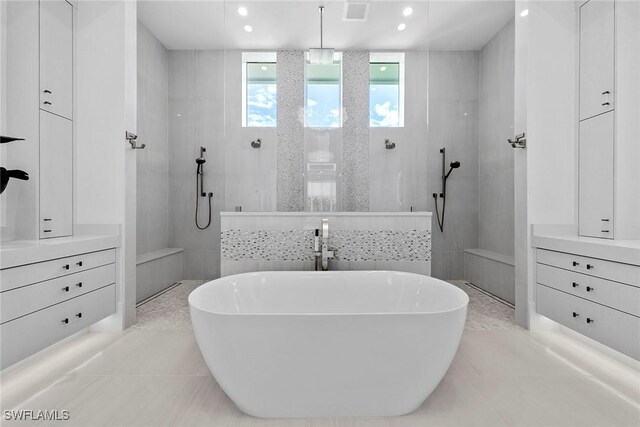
[221,212,431,276]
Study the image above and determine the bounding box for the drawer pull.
[76,261,83,267]
[75,312,83,318]
[586,286,594,292]
[43,218,52,221]
[572,282,579,288]
[586,264,594,270]
[62,264,70,270]
[61,318,69,324]
[572,261,579,267]
[76,282,83,288]
[62,286,70,292]
[572,312,579,318]
[586,318,595,324]
[43,230,52,233]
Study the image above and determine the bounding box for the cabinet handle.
[43,101,52,105]
[43,218,52,221]
[572,312,579,318]
[602,102,610,106]
[586,286,594,292]
[44,90,52,94]
[586,264,594,270]
[43,230,52,233]
[586,318,595,324]
[76,282,83,288]
[572,282,579,288]
[61,318,69,324]
[76,261,83,267]
[62,264,70,270]
[62,286,70,292]
[75,312,83,318]
[572,261,579,267]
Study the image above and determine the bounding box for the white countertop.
[532,225,640,266]
[221,211,432,217]
[0,233,120,269]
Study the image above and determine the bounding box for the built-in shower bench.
[464,248,515,304]
[136,248,183,303]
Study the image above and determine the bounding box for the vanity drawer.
[1,249,116,292]
[537,263,640,317]
[536,284,640,360]
[537,249,640,287]
[0,264,115,324]
[0,284,116,369]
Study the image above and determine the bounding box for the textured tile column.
[342,51,370,211]
[276,50,305,211]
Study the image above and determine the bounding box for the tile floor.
[1,280,639,426]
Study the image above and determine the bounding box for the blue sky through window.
[247,83,277,127]
[306,84,341,128]
[370,84,400,127]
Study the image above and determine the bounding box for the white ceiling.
[137,0,515,51]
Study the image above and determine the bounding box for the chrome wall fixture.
[126,131,145,149]
[384,139,396,149]
[508,132,526,149]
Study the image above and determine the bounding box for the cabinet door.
[579,111,614,239]
[579,0,614,121]
[40,110,73,238]
[40,0,73,119]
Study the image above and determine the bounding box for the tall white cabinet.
[38,0,74,239]
[578,0,640,240]
[39,0,73,120]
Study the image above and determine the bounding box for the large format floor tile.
[1,280,638,427]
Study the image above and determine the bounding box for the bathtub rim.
[188,270,469,317]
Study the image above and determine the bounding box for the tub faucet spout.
[321,218,336,270]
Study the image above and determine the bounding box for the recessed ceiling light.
[238,6,248,16]
[380,66,387,71]
[397,23,406,31]
[403,7,413,17]
[520,9,529,17]
[261,65,268,71]
[244,25,253,33]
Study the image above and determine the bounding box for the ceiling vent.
[343,1,371,21]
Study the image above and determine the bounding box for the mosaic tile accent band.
[276,50,305,212]
[221,229,431,262]
[342,51,370,211]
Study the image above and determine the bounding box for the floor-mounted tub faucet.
[321,218,336,271]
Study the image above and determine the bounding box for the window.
[242,53,277,127]
[370,53,404,127]
[305,53,342,128]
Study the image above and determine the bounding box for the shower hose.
[195,167,212,230]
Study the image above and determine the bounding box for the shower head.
[444,160,461,179]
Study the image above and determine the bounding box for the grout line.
[136,281,182,308]
[460,281,516,309]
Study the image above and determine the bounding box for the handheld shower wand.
[433,148,461,232]
[195,147,213,230]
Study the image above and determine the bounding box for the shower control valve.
[508,133,526,149]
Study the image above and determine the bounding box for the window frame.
[304,51,343,129]
[242,52,278,128]
[369,52,405,128]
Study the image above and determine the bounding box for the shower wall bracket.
[126,131,145,149]
[508,132,526,149]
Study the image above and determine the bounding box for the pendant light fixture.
[309,6,335,65]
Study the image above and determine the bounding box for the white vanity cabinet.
[39,110,73,238]
[536,247,640,360]
[579,0,614,121]
[578,111,614,238]
[39,0,73,120]
[0,246,117,369]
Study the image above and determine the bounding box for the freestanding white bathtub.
[189,271,468,418]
